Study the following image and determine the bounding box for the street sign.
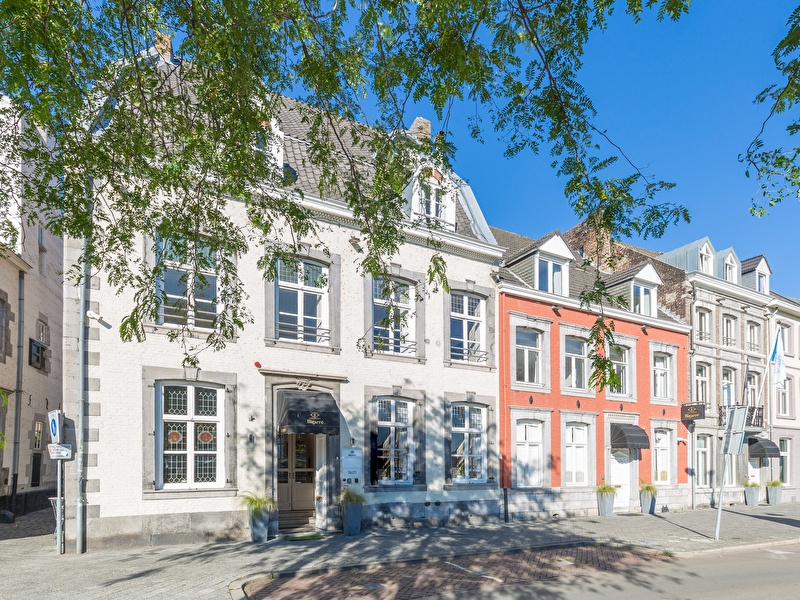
[722,406,748,455]
[47,410,61,444]
[681,403,705,421]
[47,443,72,460]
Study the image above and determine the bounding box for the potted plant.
[238,491,278,542]
[766,480,783,505]
[341,489,366,535]
[639,482,657,514]
[596,482,616,517]
[742,479,759,506]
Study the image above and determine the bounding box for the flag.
[771,326,787,388]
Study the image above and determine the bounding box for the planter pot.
[744,486,759,506]
[767,485,783,505]
[249,508,278,543]
[342,502,363,536]
[640,491,656,514]
[597,492,615,517]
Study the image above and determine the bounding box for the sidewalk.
[3,502,800,599]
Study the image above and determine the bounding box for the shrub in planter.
[238,492,277,543]
[596,483,616,517]
[766,480,783,505]
[639,482,657,514]
[341,489,366,536]
[742,480,759,506]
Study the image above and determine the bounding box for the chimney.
[409,117,431,142]
[154,32,173,60]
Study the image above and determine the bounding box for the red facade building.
[492,228,691,517]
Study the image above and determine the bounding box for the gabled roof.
[489,227,575,264]
[601,262,662,288]
[741,254,772,275]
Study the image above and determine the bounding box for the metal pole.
[9,270,24,513]
[56,457,63,554]
[715,453,729,540]
[76,238,89,554]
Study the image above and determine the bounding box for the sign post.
[47,410,66,554]
[715,406,748,540]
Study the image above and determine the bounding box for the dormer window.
[757,272,768,294]
[724,255,737,283]
[537,256,565,295]
[632,283,655,316]
[699,244,713,274]
[413,167,455,231]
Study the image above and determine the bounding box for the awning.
[277,390,340,435]
[610,423,650,449]
[748,437,781,458]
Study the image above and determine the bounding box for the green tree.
[745,6,800,216]
[0,1,692,375]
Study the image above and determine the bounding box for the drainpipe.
[688,282,696,510]
[9,270,24,513]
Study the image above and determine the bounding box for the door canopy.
[277,390,340,435]
[610,423,650,449]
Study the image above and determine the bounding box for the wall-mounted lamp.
[551,305,562,313]
[349,236,364,253]
[641,324,649,334]
[183,366,201,381]
[86,310,113,330]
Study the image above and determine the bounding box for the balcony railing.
[717,405,764,429]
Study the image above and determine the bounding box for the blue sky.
[444,2,800,297]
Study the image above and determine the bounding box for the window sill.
[444,360,495,372]
[144,324,238,342]
[511,382,551,394]
[443,482,498,491]
[651,398,677,405]
[265,338,341,355]
[364,351,426,365]
[143,488,238,500]
[607,394,637,403]
[365,485,427,493]
[560,387,596,399]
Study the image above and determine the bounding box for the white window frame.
[778,376,792,416]
[699,245,713,274]
[413,168,455,231]
[372,277,415,354]
[757,272,768,294]
[696,434,711,487]
[779,438,790,484]
[746,321,760,352]
[564,422,589,486]
[564,336,589,391]
[725,256,737,283]
[157,236,218,329]
[376,398,414,485]
[536,256,565,296]
[653,428,671,484]
[722,367,736,406]
[782,324,794,356]
[609,345,630,396]
[515,326,542,385]
[695,362,711,407]
[696,309,711,342]
[722,315,737,348]
[155,383,225,490]
[450,404,487,483]
[276,258,329,344]
[653,352,671,401]
[514,419,544,487]
[450,292,486,363]
[746,372,759,405]
[632,283,655,316]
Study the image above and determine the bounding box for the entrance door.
[277,434,316,512]
[609,448,632,511]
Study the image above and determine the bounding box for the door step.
[279,510,315,531]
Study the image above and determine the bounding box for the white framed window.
[564,423,588,485]
[722,367,736,406]
[515,327,541,384]
[653,352,671,400]
[746,372,759,405]
[156,383,225,489]
[537,256,564,296]
[722,315,737,348]
[782,324,794,356]
[696,434,711,487]
[696,362,711,407]
[515,420,543,487]
[653,428,671,484]
[276,258,329,344]
[413,168,455,231]
[157,236,218,329]
[778,377,792,416]
[376,398,413,484]
[699,244,713,274]
[757,272,768,294]
[36,320,50,345]
[723,452,737,486]
[450,292,486,363]
[746,321,760,352]
[696,309,711,342]
[450,404,486,483]
[724,256,737,283]
[373,277,415,354]
[564,336,588,391]
[632,284,654,316]
[779,439,790,484]
[609,345,630,396]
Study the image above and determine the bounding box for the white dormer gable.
[630,264,662,317]
[753,257,771,294]
[410,163,457,232]
[723,253,738,284]
[534,235,573,297]
[699,242,714,275]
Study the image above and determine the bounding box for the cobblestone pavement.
[3,502,800,599]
